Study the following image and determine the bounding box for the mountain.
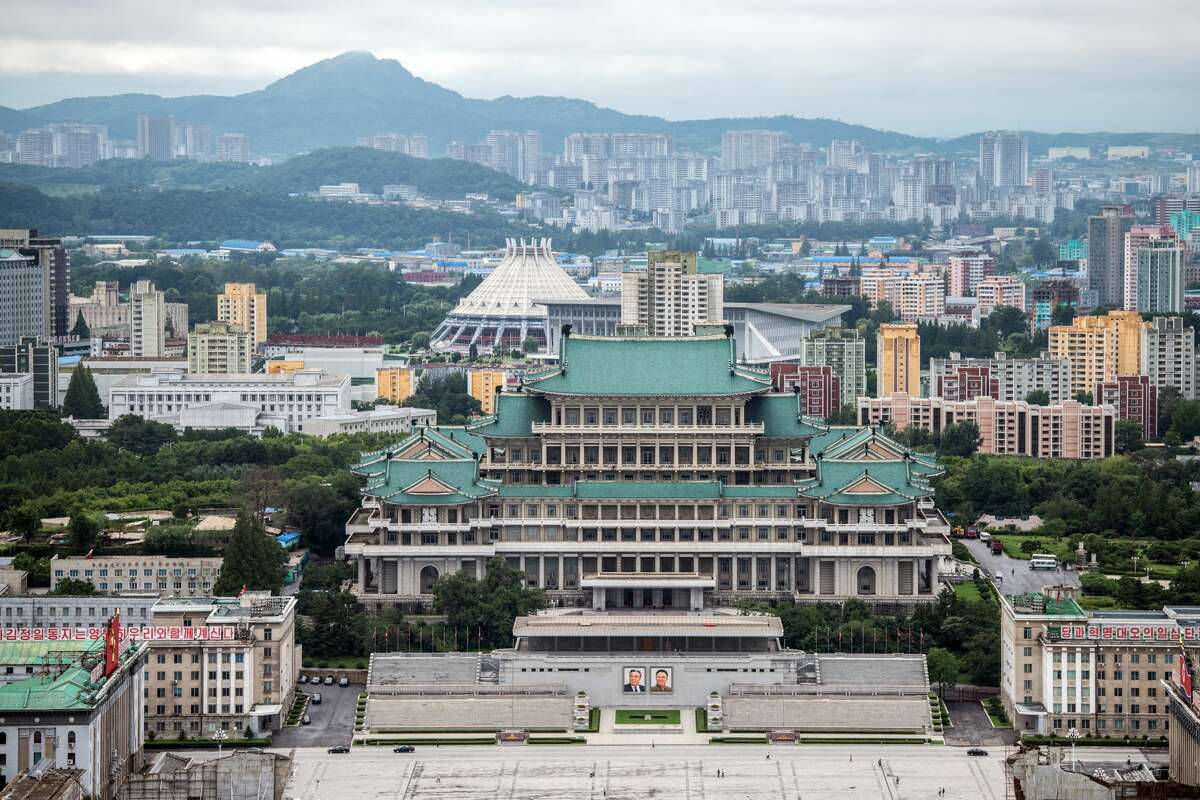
[15,52,931,156]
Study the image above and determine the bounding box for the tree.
[70,313,90,340]
[468,343,479,362]
[1073,392,1094,405]
[987,306,1027,340]
[212,510,286,595]
[107,415,177,455]
[50,577,98,596]
[1115,420,1145,453]
[286,475,358,557]
[61,366,106,419]
[1024,390,1050,406]
[522,337,539,354]
[238,466,283,519]
[432,558,548,648]
[1051,303,1076,327]
[938,421,982,458]
[926,647,960,699]
[67,511,101,553]
[1031,237,1055,266]
[9,501,42,541]
[1169,399,1200,442]
[409,332,431,351]
[1159,386,1183,436]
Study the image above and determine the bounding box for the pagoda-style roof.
[796,460,934,507]
[353,427,497,505]
[467,393,550,438]
[525,334,772,397]
[745,394,828,439]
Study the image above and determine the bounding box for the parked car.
[328,746,349,754]
[297,674,308,684]
[338,676,349,687]
[393,745,415,753]
[312,693,322,704]
[301,715,311,725]
[967,748,988,756]
[324,675,335,685]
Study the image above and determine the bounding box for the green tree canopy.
[67,511,102,553]
[70,313,90,339]
[107,415,177,455]
[938,421,982,458]
[1024,390,1050,405]
[62,366,106,419]
[432,558,548,649]
[1115,420,1145,453]
[50,577,98,596]
[926,647,960,698]
[212,510,286,595]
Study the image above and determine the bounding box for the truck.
[990,539,1004,555]
[964,526,979,539]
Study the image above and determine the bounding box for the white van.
[1029,555,1058,570]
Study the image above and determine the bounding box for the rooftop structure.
[430,239,590,354]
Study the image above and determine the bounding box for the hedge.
[710,737,769,744]
[1022,735,1167,748]
[528,737,586,744]
[695,707,711,733]
[357,738,495,746]
[146,737,270,750]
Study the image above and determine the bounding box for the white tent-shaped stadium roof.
[450,238,589,317]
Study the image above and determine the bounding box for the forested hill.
[0,147,527,200]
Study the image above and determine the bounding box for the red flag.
[84,548,94,560]
[104,610,121,676]
[238,584,248,596]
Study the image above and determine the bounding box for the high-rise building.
[376,366,416,404]
[0,248,44,346]
[216,133,250,162]
[130,279,166,357]
[173,122,211,159]
[14,128,53,166]
[620,251,723,337]
[187,321,253,374]
[136,114,175,160]
[1048,310,1147,397]
[767,364,840,418]
[1123,224,1179,311]
[467,369,506,415]
[0,229,70,340]
[0,336,58,408]
[1188,164,1200,194]
[929,352,1072,404]
[876,323,920,397]
[896,272,945,322]
[1135,238,1185,314]
[1095,374,1158,438]
[947,253,996,297]
[1141,316,1196,400]
[978,131,1028,190]
[48,122,106,168]
[975,275,1026,317]
[827,140,864,171]
[1087,205,1134,308]
[216,282,267,347]
[720,130,788,171]
[798,327,866,407]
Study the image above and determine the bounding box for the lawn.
[953,581,982,602]
[615,709,681,725]
[992,534,1073,562]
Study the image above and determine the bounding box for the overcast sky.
[1,0,1197,136]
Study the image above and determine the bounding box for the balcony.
[531,422,765,435]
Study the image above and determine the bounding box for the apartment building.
[108,368,351,434]
[798,327,866,407]
[975,275,1026,317]
[999,587,1200,737]
[1088,205,1134,308]
[876,323,921,398]
[928,352,1072,404]
[620,250,723,337]
[767,364,840,418]
[1096,375,1158,438]
[1048,310,1147,397]
[129,280,165,357]
[376,366,416,404]
[144,594,297,736]
[946,253,996,297]
[1135,238,1185,314]
[898,272,945,321]
[1122,224,1179,312]
[344,335,951,609]
[216,283,267,347]
[0,249,44,346]
[0,336,58,408]
[187,321,252,374]
[50,555,222,596]
[1141,316,1196,399]
[468,369,507,415]
[856,395,1115,459]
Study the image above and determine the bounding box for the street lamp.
[212,728,227,757]
[1067,727,1080,773]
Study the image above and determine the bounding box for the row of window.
[552,404,742,428]
[386,527,917,547]
[2,606,150,618]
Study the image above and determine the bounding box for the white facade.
[0,249,44,347]
[301,406,437,437]
[620,252,723,337]
[975,275,1026,316]
[129,280,165,357]
[108,368,351,433]
[0,373,34,409]
[1142,316,1196,400]
[928,352,1072,404]
[51,554,223,596]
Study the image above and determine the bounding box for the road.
[281,743,1012,800]
[272,682,362,748]
[961,538,1080,596]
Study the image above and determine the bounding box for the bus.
[1029,554,1059,570]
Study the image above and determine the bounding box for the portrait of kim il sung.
[622,666,647,693]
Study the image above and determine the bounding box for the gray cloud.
[0,0,1197,134]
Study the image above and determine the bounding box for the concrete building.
[857,395,1115,459]
[143,594,297,736]
[720,130,788,171]
[375,366,416,404]
[1048,310,1148,398]
[978,131,1029,191]
[117,750,290,800]
[467,369,505,415]
[1141,316,1196,399]
[999,586,1200,737]
[1123,224,1179,311]
[1088,205,1134,308]
[216,284,267,348]
[1029,280,1081,333]
[57,357,188,408]
[300,406,436,437]
[0,337,58,408]
[620,251,723,338]
[50,555,223,596]
[129,280,165,358]
[897,272,945,322]
[0,595,159,636]
[724,303,849,364]
[108,368,351,434]
[0,636,148,800]
[0,229,70,340]
[215,133,250,163]
[975,275,1026,317]
[0,373,34,410]
[187,322,252,374]
[876,323,920,398]
[798,326,866,407]
[928,352,1072,404]
[1165,675,1200,786]
[1134,238,1185,314]
[0,250,44,347]
[767,364,840,418]
[344,335,950,608]
[1096,374,1158,438]
[946,253,996,297]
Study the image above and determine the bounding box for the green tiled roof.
[746,395,828,439]
[526,336,771,397]
[0,639,116,712]
[796,460,933,507]
[697,257,731,274]
[363,459,498,505]
[468,393,550,438]
[0,639,97,665]
[808,427,941,475]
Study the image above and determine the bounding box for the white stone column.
[538,556,546,588]
[770,558,777,592]
[357,558,366,593]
